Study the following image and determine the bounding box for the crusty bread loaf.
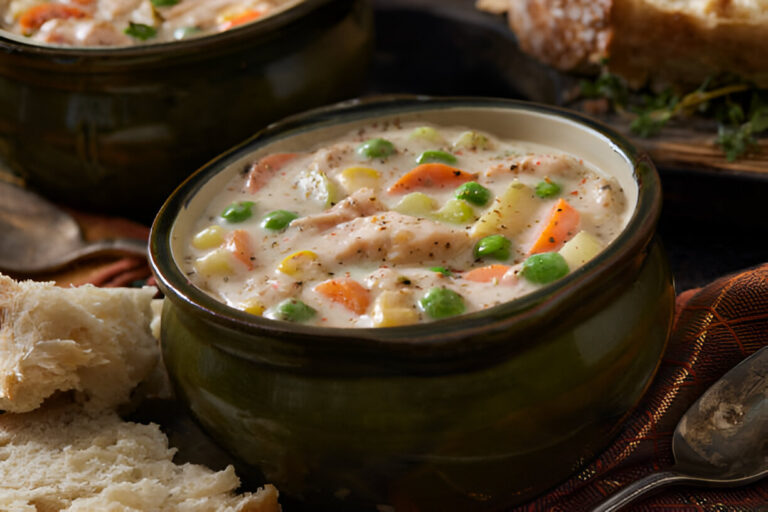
[0,274,158,413]
[485,0,768,89]
[0,403,280,512]
[481,0,612,73]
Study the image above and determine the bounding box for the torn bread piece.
[0,403,279,512]
[486,0,768,89]
[0,274,158,413]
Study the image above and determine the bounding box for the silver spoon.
[593,345,768,511]
[0,180,148,274]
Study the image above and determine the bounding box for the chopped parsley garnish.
[430,266,453,277]
[124,22,157,41]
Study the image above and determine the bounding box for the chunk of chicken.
[485,153,586,179]
[290,188,386,232]
[160,0,236,29]
[324,211,472,266]
[34,18,132,46]
[518,154,584,178]
[593,177,625,212]
[161,0,274,30]
[98,0,154,25]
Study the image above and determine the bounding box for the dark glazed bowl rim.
[150,96,663,363]
[0,0,331,59]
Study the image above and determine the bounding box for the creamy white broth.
[183,122,629,328]
[0,0,299,46]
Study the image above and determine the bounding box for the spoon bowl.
[593,345,768,511]
[0,180,147,274]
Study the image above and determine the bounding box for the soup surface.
[0,0,297,46]
[183,122,630,327]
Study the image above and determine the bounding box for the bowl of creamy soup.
[150,96,675,510]
[1,0,304,46]
[0,0,372,220]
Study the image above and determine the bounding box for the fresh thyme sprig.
[715,97,768,161]
[579,67,768,161]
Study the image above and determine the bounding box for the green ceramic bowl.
[0,0,372,222]
[150,97,675,511]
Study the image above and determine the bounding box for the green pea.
[221,201,255,223]
[151,0,179,6]
[429,266,453,277]
[521,252,570,284]
[473,235,511,261]
[270,299,317,323]
[357,138,395,160]
[261,210,298,231]
[535,180,561,198]
[124,22,157,40]
[419,287,465,319]
[455,181,491,206]
[416,150,457,165]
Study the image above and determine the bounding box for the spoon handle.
[68,238,148,262]
[591,470,689,512]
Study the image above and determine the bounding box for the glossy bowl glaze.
[150,97,675,511]
[0,0,372,222]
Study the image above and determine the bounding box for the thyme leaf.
[578,64,767,160]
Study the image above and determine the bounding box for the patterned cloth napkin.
[520,264,768,512]
[50,215,767,512]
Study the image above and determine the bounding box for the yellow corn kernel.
[339,166,381,193]
[242,298,266,316]
[277,250,319,276]
[194,248,235,276]
[372,291,419,327]
[192,225,226,250]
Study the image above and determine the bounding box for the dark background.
[366,0,768,292]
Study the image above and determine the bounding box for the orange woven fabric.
[518,264,768,511]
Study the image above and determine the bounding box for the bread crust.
[608,0,768,88]
[506,0,612,72]
[498,0,768,88]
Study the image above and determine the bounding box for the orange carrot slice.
[246,153,298,193]
[314,278,371,315]
[387,163,476,194]
[19,4,87,32]
[219,9,265,31]
[529,198,580,254]
[463,264,511,283]
[226,229,254,270]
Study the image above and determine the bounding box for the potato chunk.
[470,181,538,238]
